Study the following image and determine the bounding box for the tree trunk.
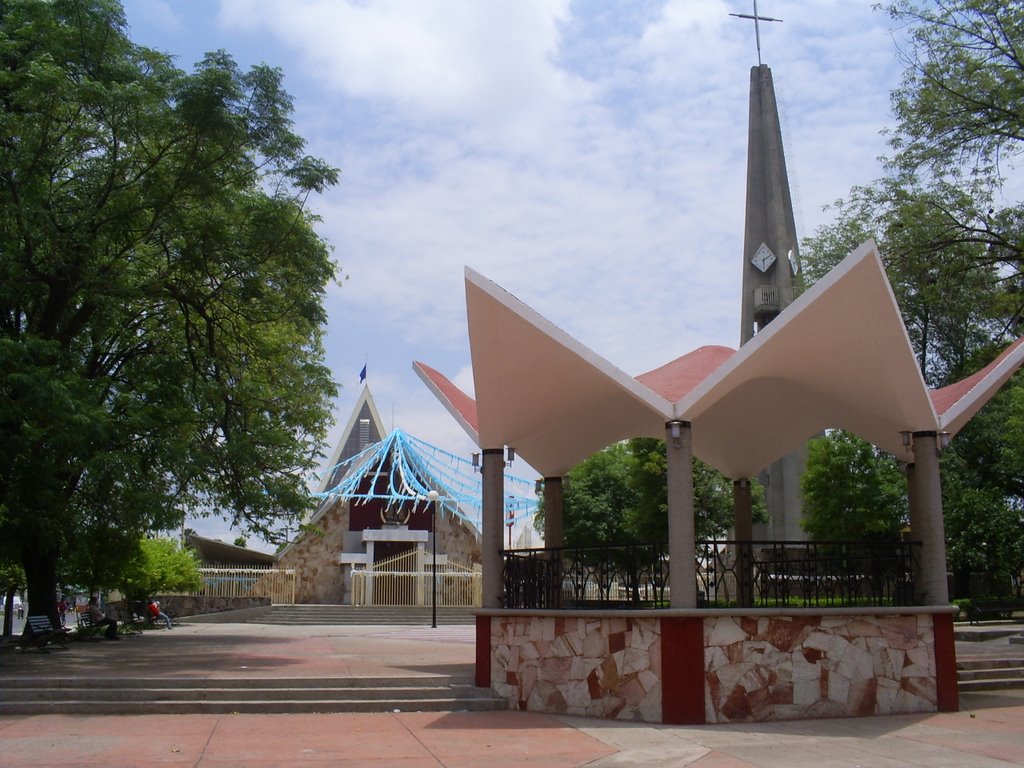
[21,542,59,626]
[2,588,14,637]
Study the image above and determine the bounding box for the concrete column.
[543,476,564,549]
[666,420,696,608]
[733,479,754,608]
[905,462,925,604]
[481,448,506,609]
[907,432,950,605]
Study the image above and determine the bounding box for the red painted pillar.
[933,612,959,712]
[661,616,705,724]
[475,615,491,688]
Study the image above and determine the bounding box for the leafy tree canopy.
[538,439,757,547]
[800,431,908,541]
[0,0,339,619]
[886,0,1024,182]
[801,1,1024,589]
[122,537,204,600]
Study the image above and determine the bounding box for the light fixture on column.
[938,432,951,451]
[900,431,913,452]
[534,479,543,496]
[471,452,480,472]
[505,446,515,466]
[669,421,682,448]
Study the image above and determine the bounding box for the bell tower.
[740,64,802,343]
[735,6,807,540]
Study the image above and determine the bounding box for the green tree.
[0,558,25,637]
[802,2,1024,590]
[941,381,1024,594]
[886,0,1024,183]
[559,442,638,547]
[801,431,908,541]
[121,537,203,601]
[803,177,1007,386]
[626,438,750,542]
[0,0,339,622]
[538,439,747,547]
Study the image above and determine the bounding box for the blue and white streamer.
[314,429,537,531]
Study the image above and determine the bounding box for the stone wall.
[488,610,947,725]
[277,499,483,605]
[438,508,482,565]
[491,615,663,721]
[110,595,269,619]
[278,501,349,604]
[703,613,937,722]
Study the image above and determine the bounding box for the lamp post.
[506,496,515,549]
[427,489,439,628]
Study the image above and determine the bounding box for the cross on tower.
[729,1,783,66]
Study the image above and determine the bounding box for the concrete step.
[957,658,1024,671]
[956,656,1024,691]
[954,628,1023,641]
[257,606,477,626]
[0,675,507,715]
[957,677,1024,693]
[3,685,491,703]
[957,666,1024,682]
[0,675,477,690]
[0,697,505,715]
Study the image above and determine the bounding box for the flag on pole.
[359,364,367,383]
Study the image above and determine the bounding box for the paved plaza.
[1,619,1023,767]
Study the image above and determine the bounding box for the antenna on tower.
[729,1,783,66]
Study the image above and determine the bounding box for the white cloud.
[219,0,585,150]
[122,1,911,478]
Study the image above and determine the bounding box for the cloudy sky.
[120,0,909,546]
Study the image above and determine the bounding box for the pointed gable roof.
[416,241,1024,479]
[932,336,1024,436]
[318,385,387,493]
[413,361,479,441]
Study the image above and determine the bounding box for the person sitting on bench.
[87,596,119,640]
[147,599,173,629]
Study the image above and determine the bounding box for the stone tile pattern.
[491,615,663,722]
[490,612,938,725]
[704,614,938,722]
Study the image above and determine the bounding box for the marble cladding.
[490,612,939,724]
[491,615,663,722]
[704,613,937,723]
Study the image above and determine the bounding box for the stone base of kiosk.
[475,607,959,724]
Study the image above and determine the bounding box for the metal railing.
[176,566,297,605]
[351,550,483,607]
[502,540,921,610]
[503,543,668,609]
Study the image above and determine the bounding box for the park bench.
[20,615,68,653]
[78,609,139,637]
[76,612,108,639]
[965,598,1024,624]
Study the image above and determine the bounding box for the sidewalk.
[0,620,1022,767]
